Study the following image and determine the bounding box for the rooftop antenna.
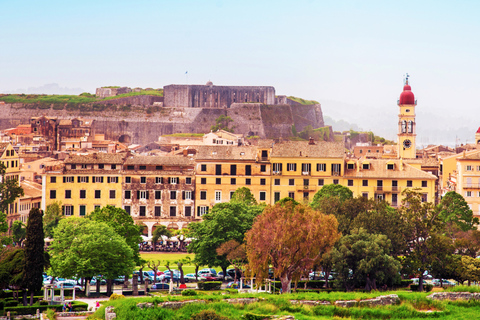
[404,73,410,85]
[185,71,188,84]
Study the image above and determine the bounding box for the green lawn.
[139,253,220,274]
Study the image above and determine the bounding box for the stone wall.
[164,84,275,108]
[0,100,324,145]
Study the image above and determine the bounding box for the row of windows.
[465,191,480,197]
[4,150,15,157]
[1,160,18,169]
[51,176,192,185]
[465,166,480,171]
[123,205,192,217]
[70,164,117,170]
[50,189,194,200]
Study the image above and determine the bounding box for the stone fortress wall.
[0,83,324,145]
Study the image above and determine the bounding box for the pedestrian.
[68,302,72,312]
[96,301,100,309]
[63,302,67,312]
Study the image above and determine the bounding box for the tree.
[88,205,142,265]
[400,189,452,291]
[146,260,162,283]
[0,212,12,247]
[246,201,340,293]
[351,199,408,257]
[454,229,480,258]
[49,218,135,295]
[331,228,401,291]
[151,225,172,252]
[188,201,263,277]
[230,187,257,206]
[43,202,63,239]
[0,163,24,214]
[310,184,353,210]
[12,221,26,246]
[175,256,191,285]
[210,115,235,133]
[0,248,24,294]
[216,240,246,282]
[438,191,479,234]
[22,208,45,306]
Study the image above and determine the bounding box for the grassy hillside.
[287,96,319,105]
[0,89,163,105]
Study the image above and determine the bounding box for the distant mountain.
[4,83,86,95]
[321,99,476,147]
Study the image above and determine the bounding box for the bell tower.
[397,74,417,159]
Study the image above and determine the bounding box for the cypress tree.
[23,207,45,306]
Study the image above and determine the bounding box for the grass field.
[91,289,480,320]
[139,252,218,274]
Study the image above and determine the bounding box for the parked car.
[54,281,82,290]
[90,276,107,285]
[151,283,170,290]
[133,271,152,281]
[185,273,200,281]
[199,273,222,281]
[198,268,217,275]
[226,281,251,289]
[113,276,125,285]
[217,271,233,281]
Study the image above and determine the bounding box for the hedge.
[197,282,222,291]
[272,280,326,289]
[5,301,88,315]
[410,284,433,292]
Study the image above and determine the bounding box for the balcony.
[374,186,401,193]
[464,184,480,189]
[302,171,311,176]
[272,171,282,175]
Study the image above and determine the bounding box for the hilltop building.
[163,82,275,109]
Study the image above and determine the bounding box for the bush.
[410,284,433,292]
[197,282,222,291]
[181,289,197,296]
[399,279,413,288]
[5,301,88,315]
[244,314,270,320]
[109,293,125,300]
[0,299,5,310]
[191,310,228,320]
[45,308,57,320]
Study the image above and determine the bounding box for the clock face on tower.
[403,139,412,149]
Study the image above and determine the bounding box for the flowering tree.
[245,201,340,293]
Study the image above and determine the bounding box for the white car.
[184,273,200,281]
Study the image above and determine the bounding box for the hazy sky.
[2,0,479,142]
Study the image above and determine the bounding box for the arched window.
[401,120,407,133]
[407,121,413,133]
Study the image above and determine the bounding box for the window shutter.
[63,177,66,183]
[294,163,297,171]
[107,177,110,183]
[191,191,195,200]
[62,205,65,215]
[77,176,80,183]
[206,207,209,214]
[168,177,171,184]
[280,163,283,171]
[177,177,180,183]
[92,176,95,183]
[101,177,104,183]
[197,206,200,217]
[146,191,149,199]
[86,176,89,183]
[72,206,74,216]
[137,191,140,199]
[182,191,185,200]
[161,177,163,184]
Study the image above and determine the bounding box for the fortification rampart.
[0,99,324,144]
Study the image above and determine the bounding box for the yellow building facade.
[269,140,345,203]
[42,153,126,216]
[195,145,271,212]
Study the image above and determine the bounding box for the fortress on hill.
[1,82,325,144]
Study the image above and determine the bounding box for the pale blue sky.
[1,0,479,142]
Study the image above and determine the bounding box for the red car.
[199,273,221,281]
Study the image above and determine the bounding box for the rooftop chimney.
[308,137,315,145]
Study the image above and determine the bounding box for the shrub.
[0,299,5,310]
[45,308,57,320]
[197,282,222,291]
[399,279,413,288]
[109,293,125,300]
[191,310,228,320]
[410,284,433,292]
[181,289,197,296]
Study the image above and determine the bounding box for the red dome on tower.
[398,82,415,105]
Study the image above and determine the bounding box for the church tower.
[397,75,417,159]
